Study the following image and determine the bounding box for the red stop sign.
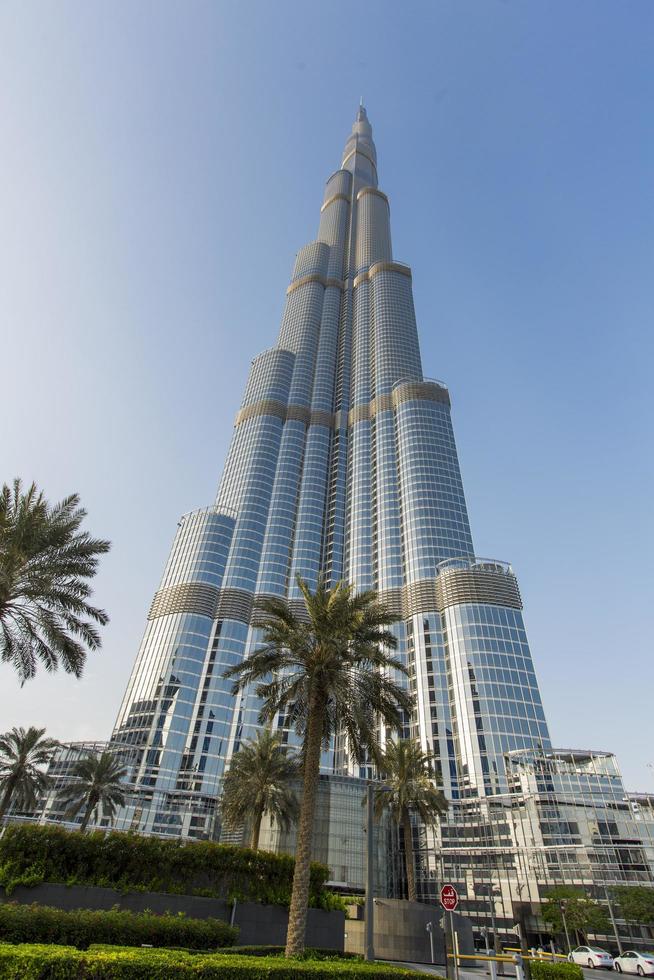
[440,884,459,911]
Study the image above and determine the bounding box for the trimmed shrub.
[530,961,584,980]
[0,943,426,979]
[0,902,237,950]
[0,824,330,907]
[213,946,361,959]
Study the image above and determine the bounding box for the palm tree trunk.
[79,797,95,832]
[251,808,263,850]
[285,692,324,958]
[0,776,16,821]
[402,808,417,903]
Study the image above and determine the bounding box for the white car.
[568,946,614,970]
[614,952,654,976]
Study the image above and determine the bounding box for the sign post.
[440,885,460,980]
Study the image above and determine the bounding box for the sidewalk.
[399,964,518,980]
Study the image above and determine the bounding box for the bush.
[0,943,425,978]
[0,902,237,950]
[0,824,330,907]
[316,892,348,913]
[213,946,361,959]
[530,961,584,980]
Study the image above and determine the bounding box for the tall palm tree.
[375,739,449,903]
[224,576,413,957]
[57,750,127,832]
[0,726,59,820]
[0,479,110,683]
[219,729,300,850]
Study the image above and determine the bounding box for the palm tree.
[375,739,449,903]
[0,479,110,683]
[0,726,59,820]
[224,576,413,957]
[57,750,127,832]
[219,729,300,850]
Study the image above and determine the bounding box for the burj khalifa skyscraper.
[111,106,550,841]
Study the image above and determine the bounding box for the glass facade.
[89,106,652,944]
[427,751,654,947]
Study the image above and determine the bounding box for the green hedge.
[213,946,361,959]
[0,902,237,950]
[530,961,583,980]
[0,825,330,907]
[0,944,425,979]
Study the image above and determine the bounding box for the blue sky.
[1,1,652,788]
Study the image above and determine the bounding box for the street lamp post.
[482,925,499,980]
[365,782,392,963]
[603,884,623,955]
[426,921,435,963]
[475,878,502,975]
[559,901,571,954]
[365,783,375,962]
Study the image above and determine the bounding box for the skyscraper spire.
[342,103,377,189]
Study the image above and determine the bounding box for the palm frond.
[374,738,449,826]
[0,480,111,683]
[0,726,59,817]
[56,750,127,826]
[219,729,300,845]
[222,575,413,774]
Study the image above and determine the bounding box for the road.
[400,962,614,980]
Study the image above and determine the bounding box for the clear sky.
[1,2,652,789]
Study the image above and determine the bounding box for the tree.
[0,479,110,683]
[57,750,127,832]
[219,729,300,850]
[374,738,449,903]
[613,886,654,926]
[224,576,412,957]
[0,726,59,820]
[541,886,609,943]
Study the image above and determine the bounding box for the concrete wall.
[232,902,344,949]
[344,899,474,964]
[0,883,344,951]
